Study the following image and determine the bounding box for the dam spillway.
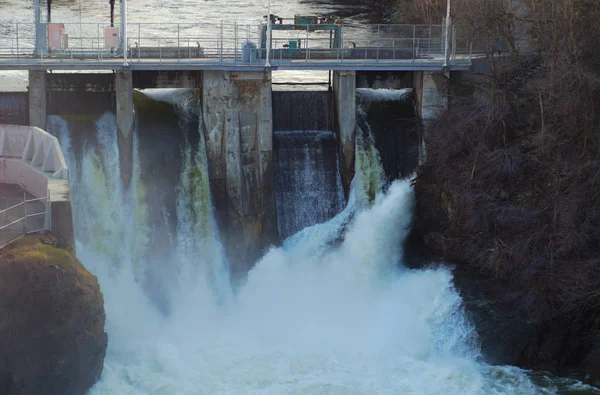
[272,91,345,240]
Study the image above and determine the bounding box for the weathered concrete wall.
[202,70,276,280]
[413,71,449,163]
[28,71,47,129]
[133,70,202,89]
[116,71,134,186]
[0,125,74,249]
[0,93,28,125]
[47,73,115,115]
[356,71,413,89]
[48,179,75,251]
[413,71,449,121]
[333,70,356,198]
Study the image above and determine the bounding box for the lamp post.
[121,0,128,65]
[109,0,115,27]
[265,0,272,67]
[443,0,451,67]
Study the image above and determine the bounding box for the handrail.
[0,21,472,68]
[0,190,51,249]
[0,201,25,215]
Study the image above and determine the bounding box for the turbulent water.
[273,130,345,239]
[43,90,598,394]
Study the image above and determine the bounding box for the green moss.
[5,235,74,268]
[133,90,177,120]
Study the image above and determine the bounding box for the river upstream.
[1,1,599,394]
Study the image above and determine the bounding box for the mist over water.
[43,90,572,394]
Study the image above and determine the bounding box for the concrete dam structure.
[16,68,450,278]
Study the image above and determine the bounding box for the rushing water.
[43,92,597,394]
[7,0,600,392]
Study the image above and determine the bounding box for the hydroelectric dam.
[0,10,468,276]
[1,67,452,277]
[4,2,595,394]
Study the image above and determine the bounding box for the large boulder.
[0,235,107,395]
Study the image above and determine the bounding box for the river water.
[3,1,600,394]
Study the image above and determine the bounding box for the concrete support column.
[202,70,276,281]
[333,70,356,197]
[116,70,134,186]
[28,71,47,129]
[413,71,449,164]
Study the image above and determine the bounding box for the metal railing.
[0,21,472,67]
[0,191,50,249]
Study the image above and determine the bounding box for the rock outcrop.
[0,234,107,395]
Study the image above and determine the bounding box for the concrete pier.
[116,71,135,186]
[202,70,276,279]
[413,71,449,163]
[28,71,47,129]
[333,70,356,197]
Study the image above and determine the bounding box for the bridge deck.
[0,22,472,72]
[0,54,471,72]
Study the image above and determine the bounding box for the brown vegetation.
[416,0,600,330]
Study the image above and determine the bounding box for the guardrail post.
[412,25,416,62]
[234,22,238,63]
[306,25,309,61]
[97,23,100,60]
[452,26,456,64]
[138,24,141,61]
[177,23,180,62]
[220,21,224,62]
[23,192,26,234]
[16,23,19,61]
[46,189,51,231]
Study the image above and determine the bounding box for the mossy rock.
[0,234,107,395]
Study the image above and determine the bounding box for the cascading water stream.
[46,89,592,394]
[356,88,420,181]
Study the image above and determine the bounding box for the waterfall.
[45,89,569,394]
[48,113,150,279]
[272,90,345,240]
[357,88,420,181]
[273,130,346,240]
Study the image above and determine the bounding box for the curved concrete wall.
[0,124,74,249]
[0,125,68,180]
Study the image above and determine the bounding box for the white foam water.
[84,178,546,395]
[47,108,576,395]
[356,88,413,102]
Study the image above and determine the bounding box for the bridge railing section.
[0,191,50,249]
[0,22,472,66]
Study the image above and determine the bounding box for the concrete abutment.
[19,67,451,278]
[202,70,276,280]
[333,70,356,197]
[413,71,449,163]
[28,71,47,129]
[116,71,135,186]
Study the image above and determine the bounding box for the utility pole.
[34,0,45,57]
[265,0,272,67]
[121,0,128,65]
[443,0,451,68]
[47,0,52,22]
[110,0,115,27]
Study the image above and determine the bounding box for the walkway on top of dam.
[0,21,473,72]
